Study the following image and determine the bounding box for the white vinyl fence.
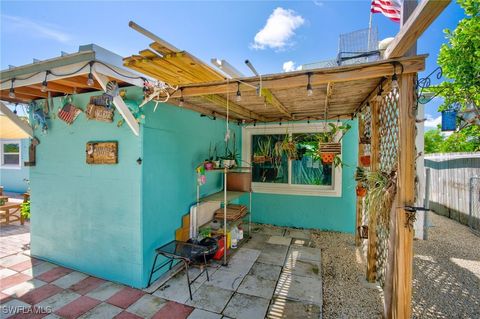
[424,153,480,230]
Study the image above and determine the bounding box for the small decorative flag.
[58,103,81,125]
[371,0,402,23]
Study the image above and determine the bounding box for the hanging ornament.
[196,165,206,186]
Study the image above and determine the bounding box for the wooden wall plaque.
[86,142,118,164]
[85,104,114,123]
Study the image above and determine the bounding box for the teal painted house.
[2,44,359,289]
[0,138,30,193]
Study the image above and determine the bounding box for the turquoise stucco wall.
[30,89,143,287]
[241,120,359,233]
[141,101,240,286]
[0,139,30,193]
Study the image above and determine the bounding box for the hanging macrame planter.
[319,142,341,164]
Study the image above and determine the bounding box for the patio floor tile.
[126,294,168,318]
[78,302,123,319]
[86,281,124,301]
[229,248,261,262]
[237,274,277,299]
[0,292,11,303]
[55,296,100,319]
[152,271,206,304]
[69,276,106,295]
[36,267,73,283]
[187,308,222,319]
[267,236,292,246]
[222,258,255,276]
[0,299,31,319]
[203,269,244,291]
[266,296,322,319]
[114,311,143,319]
[283,258,321,279]
[0,254,30,268]
[284,229,311,240]
[222,292,270,319]
[151,301,194,319]
[9,258,43,272]
[21,262,57,277]
[287,246,321,263]
[51,271,88,289]
[186,286,233,313]
[19,283,63,305]
[2,279,46,298]
[248,262,282,281]
[107,287,145,309]
[35,290,81,312]
[0,273,32,290]
[257,244,289,266]
[0,268,17,279]
[274,272,322,306]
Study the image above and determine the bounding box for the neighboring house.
[0,138,30,193]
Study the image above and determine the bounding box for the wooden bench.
[0,202,24,225]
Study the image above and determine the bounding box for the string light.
[87,62,94,86]
[391,73,399,89]
[41,71,49,92]
[13,103,18,114]
[253,120,257,127]
[9,79,15,99]
[306,73,313,96]
[375,85,383,103]
[236,82,241,102]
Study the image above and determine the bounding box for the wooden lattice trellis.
[376,88,400,288]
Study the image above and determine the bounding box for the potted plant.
[20,200,31,220]
[212,143,221,168]
[253,137,272,164]
[360,155,371,167]
[204,143,215,170]
[274,132,298,160]
[317,123,351,166]
[222,132,238,168]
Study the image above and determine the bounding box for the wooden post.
[391,74,416,318]
[366,100,380,282]
[355,117,365,246]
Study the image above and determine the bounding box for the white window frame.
[242,123,342,197]
[0,139,22,170]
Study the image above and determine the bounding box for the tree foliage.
[432,0,479,115]
[424,125,480,154]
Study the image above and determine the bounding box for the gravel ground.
[313,231,384,319]
[412,212,480,319]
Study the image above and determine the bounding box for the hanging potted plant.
[222,132,238,168]
[253,137,272,164]
[354,166,368,197]
[274,132,298,160]
[317,123,351,166]
[360,155,371,167]
[213,143,221,168]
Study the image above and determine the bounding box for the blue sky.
[0,0,465,127]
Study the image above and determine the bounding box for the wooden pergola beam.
[385,0,451,59]
[29,82,77,94]
[171,55,426,98]
[202,94,268,122]
[261,88,292,119]
[12,87,48,98]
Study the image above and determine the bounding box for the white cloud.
[424,114,441,128]
[313,1,324,7]
[2,14,71,43]
[282,60,302,72]
[251,7,305,50]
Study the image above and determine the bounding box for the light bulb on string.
[8,79,15,99]
[236,82,241,102]
[41,71,49,92]
[306,73,313,96]
[391,73,399,89]
[87,62,94,86]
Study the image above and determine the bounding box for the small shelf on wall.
[200,191,246,203]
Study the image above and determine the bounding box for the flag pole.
[368,7,373,51]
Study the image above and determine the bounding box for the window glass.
[3,154,20,165]
[251,134,288,183]
[3,143,19,153]
[291,133,333,186]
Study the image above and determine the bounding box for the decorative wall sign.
[86,104,114,123]
[86,142,118,164]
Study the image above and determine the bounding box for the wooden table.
[0,202,24,225]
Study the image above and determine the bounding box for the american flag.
[58,103,81,125]
[371,0,402,23]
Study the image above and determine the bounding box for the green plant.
[256,136,272,158]
[364,170,397,226]
[21,201,31,219]
[316,123,351,143]
[274,132,298,159]
[223,132,238,163]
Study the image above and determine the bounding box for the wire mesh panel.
[362,103,372,155]
[470,177,480,236]
[338,27,380,65]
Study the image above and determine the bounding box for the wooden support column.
[355,116,365,246]
[366,100,380,282]
[391,74,416,318]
